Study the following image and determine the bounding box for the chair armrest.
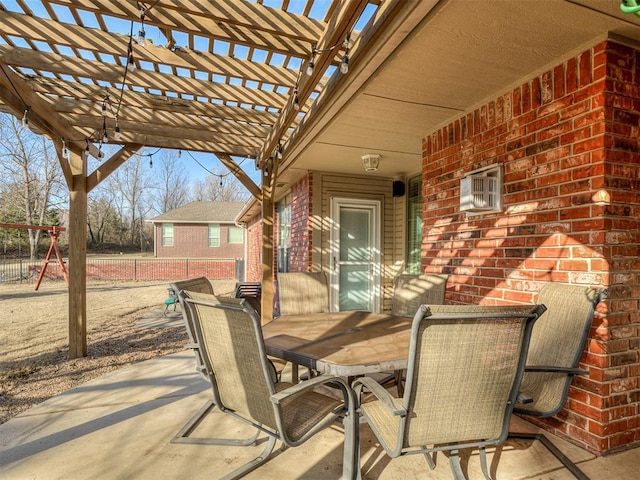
[270,374,348,405]
[352,377,405,416]
[525,365,589,375]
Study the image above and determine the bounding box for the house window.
[208,224,220,247]
[228,226,243,244]
[162,223,174,247]
[406,176,422,274]
[277,194,291,273]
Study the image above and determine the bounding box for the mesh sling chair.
[353,303,546,480]
[389,273,449,395]
[511,283,608,480]
[179,292,359,480]
[171,280,283,445]
[277,271,330,381]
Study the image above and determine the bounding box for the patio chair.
[353,303,546,480]
[511,283,608,480]
[170,276,215,378]
[391,273,449,317]
[389,273,449,394]
[179,292,358,480]
[232,281,262,316]
[277,271,329,316]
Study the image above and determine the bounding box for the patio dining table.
[262,311,412,377]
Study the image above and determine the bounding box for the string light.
[340,54,349,74]
[61,139,70,160]
[306,44,317,76]
[276,141,283,160]
[114,117,122,140]
[101,94,108,116]
[149,157,153,168]
[21,107,29,128]
[126,39,136,72]
[293,86,300,110]
[85,138,90,152]
[138,6,146,47]
[102,118,109,143]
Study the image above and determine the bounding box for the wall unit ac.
[460,165,502,213]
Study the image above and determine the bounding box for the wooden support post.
[68,150,88,359]
[260,157,279,325]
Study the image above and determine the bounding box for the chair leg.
[171,399,260,446]
[509,433,590,480]
[479,447,493,480]
[219,435,278,480]
[422,450,436,470]
[448,449,468,480]
[342,401,359,480]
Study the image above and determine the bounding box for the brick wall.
[154,223,244,259]
[246,215,262,282]
[289,173,312,272]
[422,40,639,454]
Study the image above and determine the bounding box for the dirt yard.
[0,279,235,424]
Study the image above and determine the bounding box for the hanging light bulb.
[138,27,146,47]
[306,60,315,76]
[85,138,90,153]
[178,150,182,158]
[293,87,300,110]
[340,54,349,74]
[114,123,121,140]
[102,130,109,143]
[276,141,283,160]
[219,177,223,188]
[127,51,136,72]
[61,139,70,159]
[149,157,153,168]
[21,108,29,128]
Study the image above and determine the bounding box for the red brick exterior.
[246,215,262,282]
[154,222,244,259]
[289,174,313,272]
[422,40,639,455]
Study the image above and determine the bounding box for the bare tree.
[0,114,64,259]
[153,150,191,214]
[191,166,249,202]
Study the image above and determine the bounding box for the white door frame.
[329,197,381,312]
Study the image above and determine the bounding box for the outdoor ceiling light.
[362,153,381,172]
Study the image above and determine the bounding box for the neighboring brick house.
[149,201,246,259]
[239,40,640,456]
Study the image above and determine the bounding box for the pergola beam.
[0,46,287,108]
[87,143,144,192]
[52,0,318,57]
[259,0,369,163]
[0,10,303,88]
[216,153,262,201]
[0,62,102,166]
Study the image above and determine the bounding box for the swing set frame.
[0,223,69,290]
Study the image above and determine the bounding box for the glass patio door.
[329,197,381,312]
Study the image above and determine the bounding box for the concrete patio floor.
[1,310,638,479]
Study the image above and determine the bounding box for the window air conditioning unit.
[460,167,501,213]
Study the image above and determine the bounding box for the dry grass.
[0,279,235,424]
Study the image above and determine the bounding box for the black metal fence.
[0,257,245,284]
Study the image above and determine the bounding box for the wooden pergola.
[0,0,414,358]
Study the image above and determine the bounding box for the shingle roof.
[149,201,245,224]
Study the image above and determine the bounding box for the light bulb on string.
[138,28,146,47]
[61,139,70,160]
[102,130,109,143]
[114,124,121,140]
[178,150,182,158]
[21,108,29,128]
[149,157,153,169]
[292,87,300,110]
[306,60,314,76]
[127,52,136,72]
[340,54,349,74]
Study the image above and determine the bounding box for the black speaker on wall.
[392,180,405,197]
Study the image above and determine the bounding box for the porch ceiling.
[279,0,640,184]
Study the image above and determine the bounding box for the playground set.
[0,223,68,290]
